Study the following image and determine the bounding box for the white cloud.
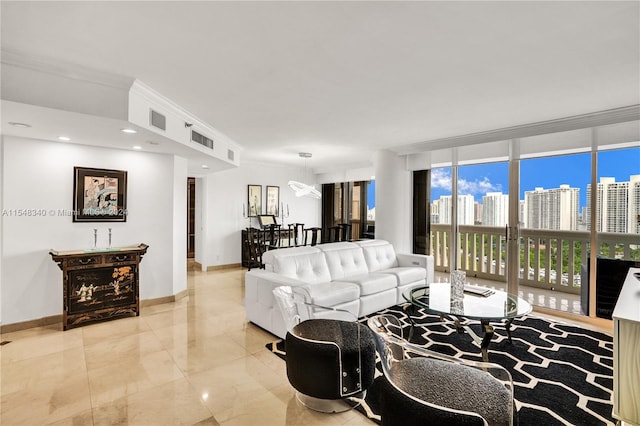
[431,168,501,196]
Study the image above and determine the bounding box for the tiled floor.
[0,264,612,425]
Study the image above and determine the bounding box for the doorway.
[187,177,195,258]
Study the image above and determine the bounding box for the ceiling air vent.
[191,130,214,150]
[149,109,166,131]
[227,149,235,161]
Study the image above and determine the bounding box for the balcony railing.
[430,224,640,295]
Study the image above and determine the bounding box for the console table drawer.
[105,253,136,263]
[67,255,102,267]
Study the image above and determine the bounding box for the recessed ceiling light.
[58,136,71,141]
[201,165,209,169]
[8,122,31,128]
[121,128,137,134]
[133,145,142,150]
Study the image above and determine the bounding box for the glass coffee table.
[403,283,532,362]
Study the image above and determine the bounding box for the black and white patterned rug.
[267,305,615,426]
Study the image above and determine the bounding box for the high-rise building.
[587,175,640,233]
[524,185,579,230]
[432,195,474,225]
[482,192,508,226]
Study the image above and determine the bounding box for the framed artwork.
[248,184,262,217]
[266,185,280,216]
[73,167,127,222]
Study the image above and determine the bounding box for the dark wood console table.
[49,244,149,330]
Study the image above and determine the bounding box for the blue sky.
[429,147,639,208]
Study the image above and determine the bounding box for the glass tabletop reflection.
[404,283,532,321]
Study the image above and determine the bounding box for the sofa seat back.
[356,240,399,272]
[318,242,370,281]
[263,246,332,284]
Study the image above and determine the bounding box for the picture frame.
[266,185,280,216]
[73,167,128,222]
[248,184,262,217]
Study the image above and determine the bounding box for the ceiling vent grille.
[191,130,214,150]
[227,149,235,161]
[149,109,166,131]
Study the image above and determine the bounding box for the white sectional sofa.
[244,239,434,338]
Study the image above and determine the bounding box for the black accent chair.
[304,227,321,246]
[244,227,265,271]
[273,286,376,413]
[362,224,375,239]
[368,314,515,426]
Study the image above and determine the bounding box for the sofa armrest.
[396,253,434,283]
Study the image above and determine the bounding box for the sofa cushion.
[297,281,360,308]
[341,273,397,296]
[359,240,399,272]
[318,242,369,281]
[380,267,426,286]
[262,246,321,271]
[269,249,332,284]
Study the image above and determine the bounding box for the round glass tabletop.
[404,283,532,321]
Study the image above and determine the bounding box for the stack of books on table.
[463,285,495,297]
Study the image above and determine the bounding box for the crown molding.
[1,48,133,90]
[394,105,640,155]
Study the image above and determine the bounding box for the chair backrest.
[272,286,304,331]
[368,314,514,426]
[245,227,265,270]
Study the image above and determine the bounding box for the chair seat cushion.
[385,357,512,426]
[340,273,397,296]
[380,267,426,285]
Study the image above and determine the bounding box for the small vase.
[450,270,466,302]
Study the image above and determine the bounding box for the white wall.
[0,136,186,325]
[374,150,412,253]
[172,156,188,294]
[201,161,322,267]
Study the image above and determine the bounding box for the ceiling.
[1,1,639,173]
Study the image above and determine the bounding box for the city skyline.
[430,148,640,208]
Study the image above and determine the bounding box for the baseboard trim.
[1,314,63,334]
[3,291,192,333]
[205,263,242,271]
[140,295,175,308]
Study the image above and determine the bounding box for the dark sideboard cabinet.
[49,244,148,330]
[581,257,640,319]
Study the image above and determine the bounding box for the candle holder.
[108,228,112,248]
[93,229,98,249]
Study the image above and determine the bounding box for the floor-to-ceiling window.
[458,161,509,279]
[413,114,639,318]
[519,152,591,313]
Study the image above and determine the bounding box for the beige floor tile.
[45,409,94,426]
[164,333,249,375]
[0,328,83,364]
[83,329,164,371]
[186,354,287,422]
[92,378,214,426]
[1,347,87,396]
[87,349,184,407]
[81,315,151,347]
[1,372,91,425]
